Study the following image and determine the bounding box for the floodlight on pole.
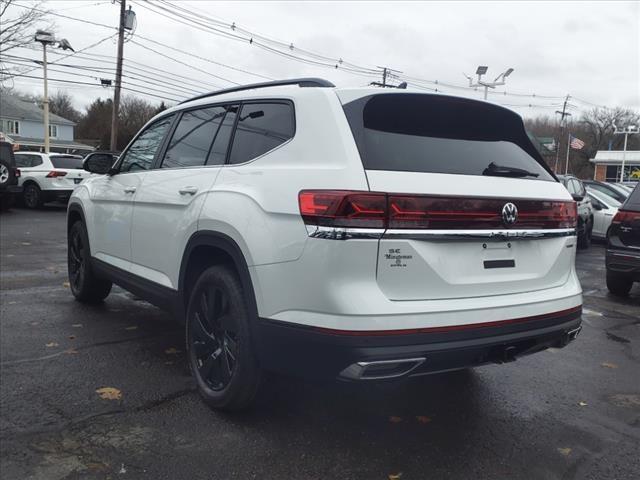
[465,65,515,100]
[34,31,74,154]
[613,124,640,182]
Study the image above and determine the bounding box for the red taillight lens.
[612,210,640,224]
[14,168,21,178]
[298,190,387,228]
[46,171,67,178]
[299,191,577,230]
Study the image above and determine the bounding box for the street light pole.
[465,66,514,101]
[613,124,639,183]
[41,42,50,153]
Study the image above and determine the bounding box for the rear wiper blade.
[482,162,539,178]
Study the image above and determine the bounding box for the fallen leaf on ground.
[96,387,122,400]
[45,342,58,348]
[388,416,403,423]
[578,401,588,407]
[165,347,181,355]
[62,282,70,288]
[609,394,640,408]
[416,415,432,424]
[388,473,402,480]
[68,335,76,340]
[71,324,83,328]
[64,349,78,355]
[557,447,572,456]
[125,326,138,331]
[21,242,31,246]
[601,362,618,369]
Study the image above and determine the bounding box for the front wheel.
[68,221,112,303]
[186,265,261,411]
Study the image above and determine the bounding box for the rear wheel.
[186,265,261,411]
[606,271,633,296]
[68,221,112,303]
[23,183,43,209]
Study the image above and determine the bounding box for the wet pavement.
[1,205,639,479]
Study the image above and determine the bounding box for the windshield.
[50,156,83,169]
[342,93,555,181]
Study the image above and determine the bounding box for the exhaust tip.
[339,357,426,380]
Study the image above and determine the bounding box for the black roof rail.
[179,78,336,104]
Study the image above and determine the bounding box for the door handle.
[179,186,198,196]
[123,187,136,194]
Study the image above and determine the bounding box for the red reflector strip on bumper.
[313,306,582,336]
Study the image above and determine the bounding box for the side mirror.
[592,202,603,211]
[571,193,584,202]
[84,154,114,175]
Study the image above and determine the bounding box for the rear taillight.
[298,190,387,228]
[14,168,20,178]
[612,210,640,224]
[46,171,67,178]
[299,190,577,230]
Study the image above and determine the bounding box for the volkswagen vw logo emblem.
[502,202,518,225]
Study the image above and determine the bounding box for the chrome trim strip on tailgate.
[383,228,576,241]
[306,226,576,241]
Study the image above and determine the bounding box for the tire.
[23,183,43,209]
[0,162,14,188]
[68,221,112,303]
[577,223,592,250]
[186,265,261,411]
[606,271,633,297]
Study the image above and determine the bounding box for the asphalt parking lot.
[1,205,639,480]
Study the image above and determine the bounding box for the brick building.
[590,150,640,183]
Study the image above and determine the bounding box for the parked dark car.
[0,141,22,210]
[557,175,593,249]
[606,183,640,295]
[583,180,629,204]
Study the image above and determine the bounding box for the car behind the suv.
[557,174,593,248]
[69,79,583,410]
[606,182,640,295]
[0,141,22,210]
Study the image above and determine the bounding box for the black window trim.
[151,98,296,171]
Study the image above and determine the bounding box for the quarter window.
[119,116,174,173]
[228,102,294,165]
[162,106,227,169]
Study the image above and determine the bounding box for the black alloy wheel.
[67,221,112,303]
[189,285,239,391]
[186,265,260,410]
[23,183,42,209]
[68,225,85,292]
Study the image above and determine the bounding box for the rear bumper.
[606,248,640,280]
[254,306,582,380]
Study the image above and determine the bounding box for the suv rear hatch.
[613,185,640,249]
[50,155,90,185]
[339,92,576,301]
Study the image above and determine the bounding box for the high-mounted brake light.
[46,171,67,178]
[299,190,577,230]
[612,210,640,224]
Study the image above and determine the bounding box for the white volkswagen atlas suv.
[68,78,583,410]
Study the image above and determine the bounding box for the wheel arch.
[67,202,87,233]
[178,231,259,325]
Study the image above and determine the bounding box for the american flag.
[569,135,585,150]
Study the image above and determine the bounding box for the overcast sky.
[5,0,639,117]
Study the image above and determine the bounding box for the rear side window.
[228,102,294,165]
[208,105,238,166]
[50,156,83,169]
[119,116,174,172]
[162,106,227,169]
[342,94,554,181]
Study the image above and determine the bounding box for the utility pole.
[554,94,572,173]
[110,0,127,151]
[613,124,639,182]
[382,67,388,87]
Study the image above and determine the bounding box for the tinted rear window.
[342,94,554,181]
[51,156,83,169]
[623,183,640,211]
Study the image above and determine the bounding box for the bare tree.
[0,1,52,55]
[580,107,640,152]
